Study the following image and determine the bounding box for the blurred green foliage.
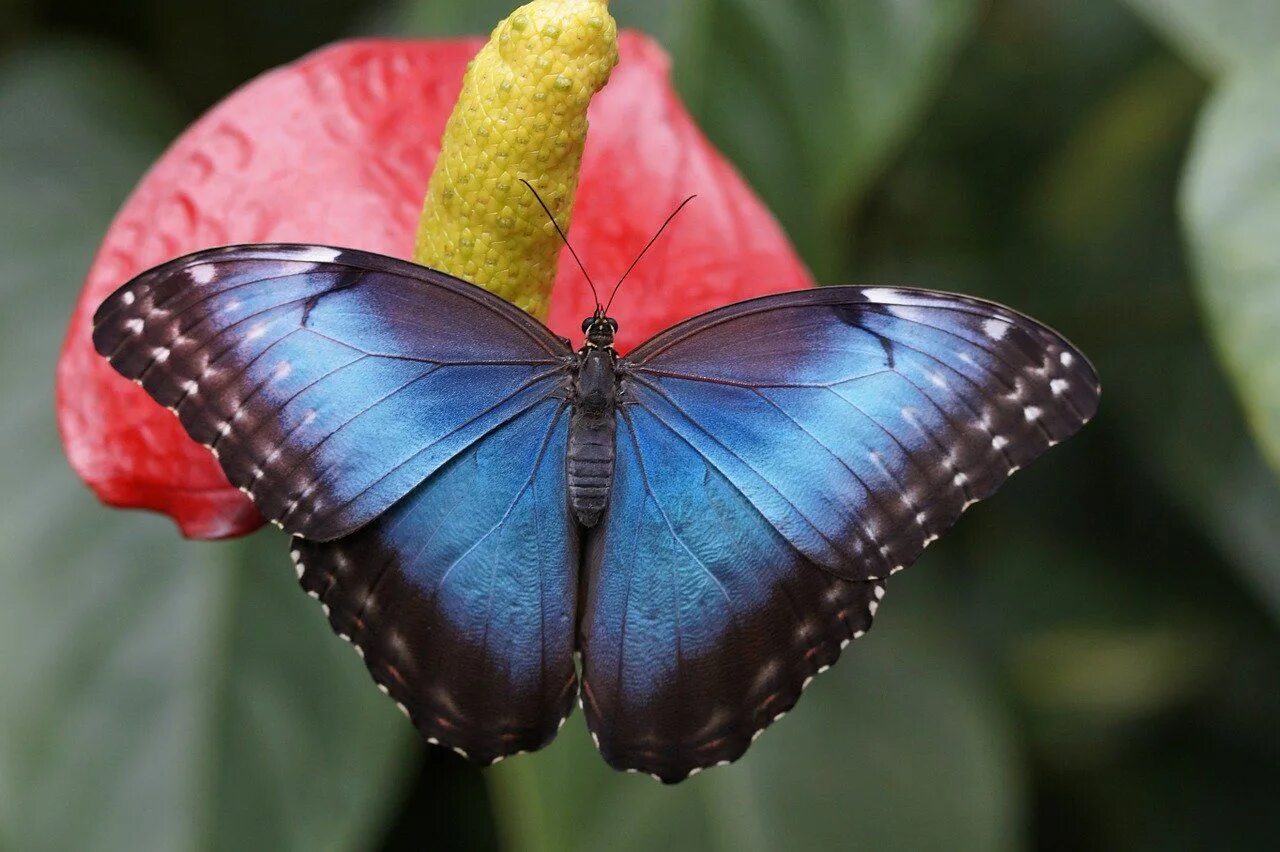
[1,0,1278,850]
[1184,53,1280,482]
[1123,0,1280,76]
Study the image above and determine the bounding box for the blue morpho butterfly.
[92,185,1099,783]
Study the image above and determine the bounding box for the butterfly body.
[567,325,620,527]
[92,244,1099,782]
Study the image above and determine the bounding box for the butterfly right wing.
[579,286,1098,782]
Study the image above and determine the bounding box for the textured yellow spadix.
[413,0,618,318]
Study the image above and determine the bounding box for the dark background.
[2,0,1278,849]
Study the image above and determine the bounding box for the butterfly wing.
[291,397,578,763]
[92,244,572,541]
[94,244,580,761]
[580,286,1099,781]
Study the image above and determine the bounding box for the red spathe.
[56,33,813,540]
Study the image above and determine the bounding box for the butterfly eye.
[581,318,594,333]
[607,318,618,331]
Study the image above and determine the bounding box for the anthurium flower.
[56,4,812,541]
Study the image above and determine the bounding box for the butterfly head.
[520,179,696,352]
[582,314,618,349]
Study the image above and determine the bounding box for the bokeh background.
[3,0,1279,849]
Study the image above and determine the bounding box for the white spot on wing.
[1050,379,1069,396]
[189,264,216,285]
[982,318,1009,340]
[292,246,342,263]
[1060,351,1074,367]
[883,303,928,322]
[121,291,136,306]
[861,287,899,303]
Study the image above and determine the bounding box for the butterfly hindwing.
[579,403,885,781]
[580,286,1099,780]
[92,244,573,541]
[291,398,579,764]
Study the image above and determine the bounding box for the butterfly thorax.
[568,329,619,528]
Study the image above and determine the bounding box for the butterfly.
[92,226,1098,783]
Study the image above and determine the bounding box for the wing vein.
[631,375,857,569]
[428,404,569,604]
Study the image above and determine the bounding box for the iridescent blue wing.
[291,398,578,763]
[92,244,572,540]
[580,286,1099,782]
[94,244,579,762]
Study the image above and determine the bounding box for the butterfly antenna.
[604,195,698,315]
[521,179,601,314]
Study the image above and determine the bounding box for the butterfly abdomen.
[568,348,618,527]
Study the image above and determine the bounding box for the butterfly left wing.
[291,396,579,764]
[93,244,581,762]
[579,286,1099,782]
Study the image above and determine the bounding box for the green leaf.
[488,578,1021,852]
[143,0,377,111]
[1122,0,1280,77]
[685,0,980,276]
[0,43,413,850]
[1111,335,1280,624]
[1183,52,1280,484]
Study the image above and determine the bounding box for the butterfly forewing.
[92,244,572,541]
